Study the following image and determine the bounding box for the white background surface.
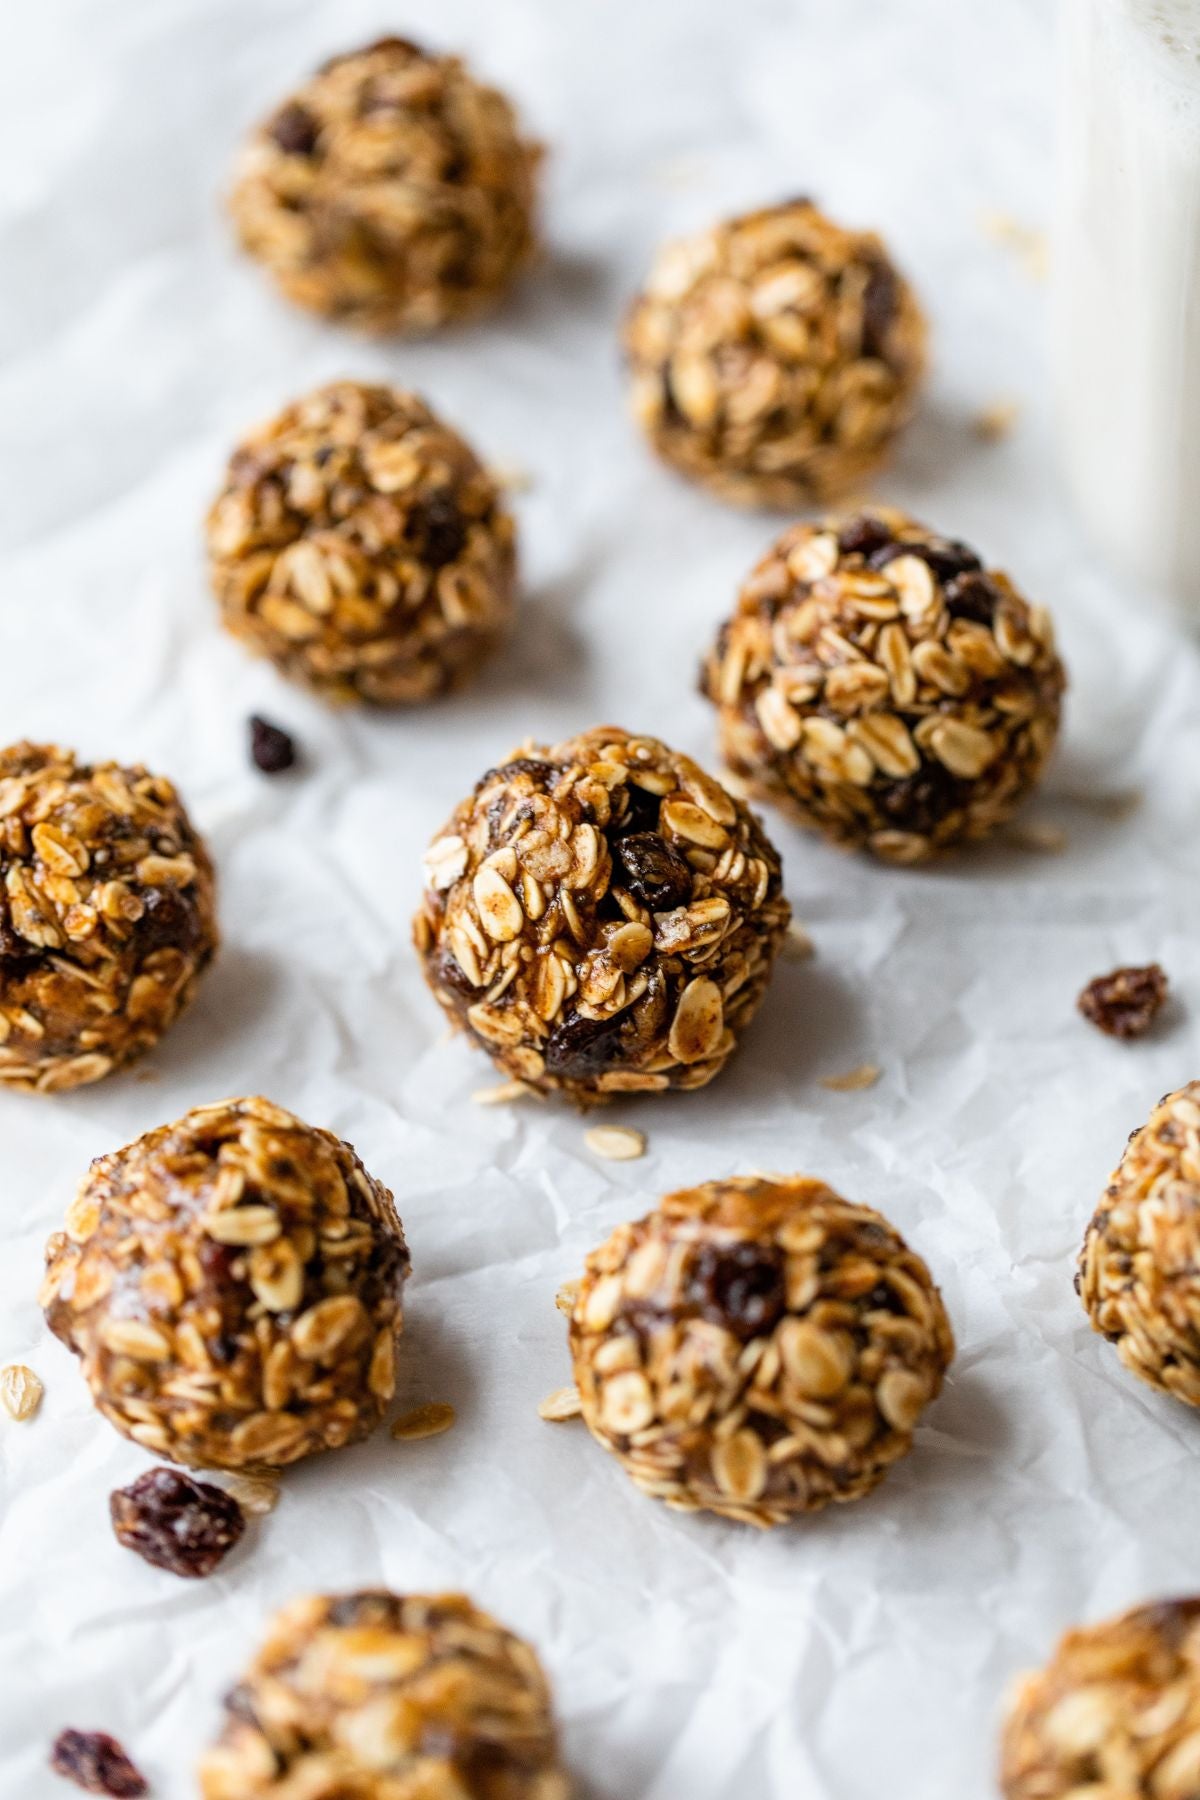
[2,1,1199,1795]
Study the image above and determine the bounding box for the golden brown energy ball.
[1000,1598,1200,1799]
[701,509,1066,862]
[0,742,217,1093]
[413,727,790,1105]
[198,1590,569,1800]
[41,1097,409,1471]
[229,35,541,333]
[566,1175,954,1526]
[624,199,926,509]
[1078,1081,1200,1406]
[207,381,517,706]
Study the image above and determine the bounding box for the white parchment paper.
[2,1,1200,1794]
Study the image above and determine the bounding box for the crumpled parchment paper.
[2,0,1199,1795]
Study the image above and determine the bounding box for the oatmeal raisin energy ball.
[413,728,790,1103]
[701,509,1065,861]
[1000,1599,1200,1799]
[1078,1080,1200,1406]
[41,1097,409,1471]
[0,743,216,1092]
[229,35,541,333]
[567,1175,954,1525]
[198,1590,569,1799]
[624,199,926,508]
[207,381,516,706]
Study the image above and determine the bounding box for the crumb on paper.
[980,209,1048,280]
[555,1281,580,1315]
[222,1472,281,1516]
[1000,819,1068,853]
[783,922,815,962]
[973,399,1020,442]
[538,1385,582,1422]
[820,1063,881,1093]
[583,1125,646,1162]
[1061,787,1143,821]
[488,461,535,494]
[391,1402,456,1442]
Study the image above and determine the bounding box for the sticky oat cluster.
[413,727,791,1104]
[207,380,516,706]
[624,199,926,509]
[230,36,541,333]
[702,509,1066,861]
[0,742,217,1093]
[198,1590,569,1800]
[567,1175,955,1526]
[41,1097,409,1472]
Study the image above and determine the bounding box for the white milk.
[1055,0,1200,620]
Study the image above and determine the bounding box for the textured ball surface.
[1000,1599,1200,1799]
[1079,1081,1200,1406]
[567,1175,954,1525]
[229,35,541,333]
[624,200,926,508]
[0,742,217,1092]
[701,509,1065,861]
[198,1590,569,1799]
[208,381,516,706]
[41,1097,409,1471]
[413,727,790,1104]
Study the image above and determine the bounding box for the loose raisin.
[110,1466,245,1578]
[685,1242,786,1339]
[613,833,693,911]
[1078,965,1169,1040]
[249,716,297,775]
[50,1730,147,1797]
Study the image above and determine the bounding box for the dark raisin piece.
[50,1730,147,1797]
[268,103,319,156]
[685,1243,786,1339]
[837,515,894,560]
[873,763,966,836]
[0,906,39,967]
[135,886,201,955]
[434,947,480,997]
[479,757,555,794]
[405,492,467,568]
[613,833,693,911]
[860,259,898,358]
[612,781,663,837]
[870,538,983,584]
[249,716,297,775]
[1078,965,1169,1040]
[110,1466,245,1578]
[543,1009,629,1079]
[943,571,1001,624]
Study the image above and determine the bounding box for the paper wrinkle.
[2,0,1200,1795]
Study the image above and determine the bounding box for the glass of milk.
[1055,0,1200,622]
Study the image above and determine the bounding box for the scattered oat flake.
[489,461,535,494]
[973,399,1020,442]
[980,209,1049,279]
[539,1385,583,1422]
[1001,820,1068,853]
[1064,787,1143,820]
[222,1472,280,1516]
[584,1125,646,1162]
[555,1280,580,1315]
[0,1362,43,1421]
[392,1402,456,1442]
[50,1729,147,1797]
[783,922,815,962]
[820,1063,881,1093]
[472,1080,534,1106]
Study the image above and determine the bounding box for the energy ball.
[567,1175,954,1526]
[0,742,217,1093]
[1000,1598,1200,1799]
[1078,1081,1200,1406]
[198,1590,568,1800]
[701,509,1066,862]
[624,199,926,509]
[207,381,516,706]
[229,35,541,333]
[40,1097,409,1471]
[413,727,790,1104]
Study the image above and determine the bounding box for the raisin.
[943,572,1000,624]
[249,715,297,774]
[1078,965,1169,1040]
[870,538,982,584]
[860,258,898,358]
[612,781,663,837]
[613,833,693,911]
[109,1466,245,1579]
[50,1730,147,1797]
[268,103,319,156]
[434,947,479,997]
[873,763,966,836]
[405,492,467,567]
[685,1243,786,1339]
[0,906,39,967]
[136,885,201,955]
[543,1009,629,1079]
[327,1589,405,1629]
[837,515,894,560]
